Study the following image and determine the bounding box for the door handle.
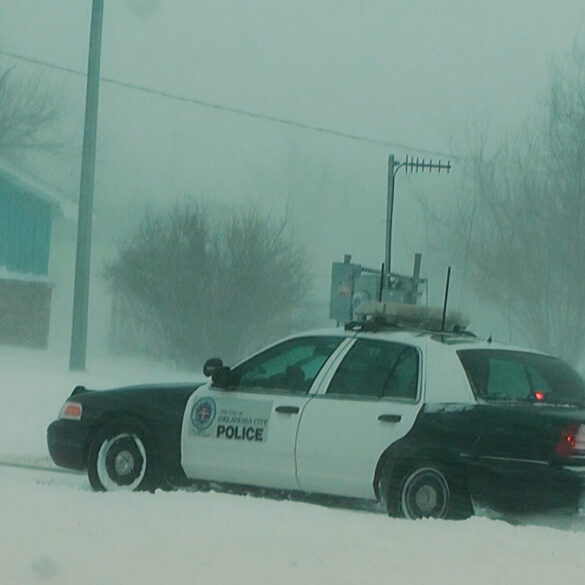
[378,414,401,423]
[275,405,300,414]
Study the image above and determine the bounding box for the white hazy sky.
[1,1,585,338]
[2,1,582,140]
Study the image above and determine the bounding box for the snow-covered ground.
[1,346,585,585]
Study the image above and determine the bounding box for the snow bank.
[1,466,585,585]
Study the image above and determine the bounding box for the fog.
[1,0,585,356]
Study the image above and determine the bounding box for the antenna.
[378,262,385,302]
[385,154,451,285]
[405,155,451,174]
[441,266,452,331]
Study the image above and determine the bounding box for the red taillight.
[60,401,82,421]
[555,424,581,457]
[534,391,544,401]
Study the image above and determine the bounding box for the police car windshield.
[457,349,585,407]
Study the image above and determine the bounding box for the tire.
[87,420,158,492]
[390,464,473,520]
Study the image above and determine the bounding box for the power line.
[0,48,466,160]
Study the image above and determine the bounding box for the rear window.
[457,349,585,406]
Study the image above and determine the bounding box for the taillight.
[555,423,584,457]
[59,401,82,421]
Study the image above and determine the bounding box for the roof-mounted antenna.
[441,266,452,331]
[378,262,385,302]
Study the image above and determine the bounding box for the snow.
[1,346,585,585]
[0,266,50,283]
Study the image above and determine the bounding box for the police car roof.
[287,325,545,356]
[355,328,543,353]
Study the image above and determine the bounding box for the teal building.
[0,161,73,348]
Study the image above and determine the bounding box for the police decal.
[215,399,272,442]
[191,397,217,432]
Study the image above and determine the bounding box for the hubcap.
[414,484,438,514]
[113,450,135,476]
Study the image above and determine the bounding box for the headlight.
[59,401,82,421]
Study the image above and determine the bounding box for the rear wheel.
[389,464,472,520]
[400,467,450,519]
[87,420,158,491]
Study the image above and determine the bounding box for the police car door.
[181,336,345,490]
[295,337,423,499]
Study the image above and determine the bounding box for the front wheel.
[87,421,157,491]
[391,464,472,520]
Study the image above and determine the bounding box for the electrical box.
[329,259,361,324]
[329,254,426,324]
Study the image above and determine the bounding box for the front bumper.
[47,419,90,471]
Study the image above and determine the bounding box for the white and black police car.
[48,302,585,519]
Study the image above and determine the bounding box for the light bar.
[354,300,469,332]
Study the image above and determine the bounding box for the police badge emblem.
[190,397,217,431]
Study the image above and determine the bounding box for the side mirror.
[212,366,232,389]
[203,357,223,378]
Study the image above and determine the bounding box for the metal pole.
[384,154,395,286]
[69,0,104,371]
[409,252,422,304]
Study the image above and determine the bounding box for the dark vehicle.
[48,305,585,519]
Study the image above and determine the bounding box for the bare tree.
[449,50,585,366]
[0,67,62,158]
[107,203,312,368]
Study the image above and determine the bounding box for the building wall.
[0,174,55,348]
[0,178,52,276]
[0,278,53,347]
[1,170,122,356]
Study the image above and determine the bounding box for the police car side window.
[234,337,342,394]
[382,347,419,399]
[327,340,416,399]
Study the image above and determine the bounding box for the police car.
[47,302,585,519]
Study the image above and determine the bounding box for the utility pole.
[384,154,451,292]
[69,0,104,371]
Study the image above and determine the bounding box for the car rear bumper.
[467,457,585,512]
[47,420,89,471]
[559,460,585,478]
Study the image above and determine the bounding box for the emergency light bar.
[353,300,470,333]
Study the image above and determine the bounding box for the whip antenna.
[441,266,452,331]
